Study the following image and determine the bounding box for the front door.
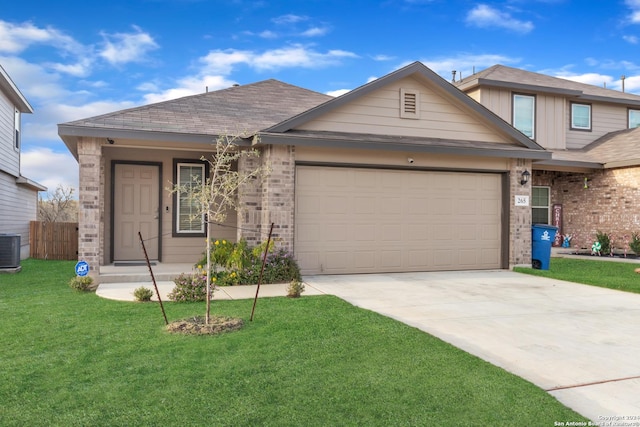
[113,163,160,261]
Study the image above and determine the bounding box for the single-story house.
[60,61,555,280]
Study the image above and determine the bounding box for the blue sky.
[3,0,640,195]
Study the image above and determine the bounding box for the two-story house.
[0,64,46,263]
[456,65,640,251]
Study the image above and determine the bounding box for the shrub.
[168,269,211,302]
[133,286,154,302]
[286,279,305,298]
[630,232,640,255]
[198,238,301,286]
[595,231,611,255]
[69,275,93,292]
[242,248,302,285]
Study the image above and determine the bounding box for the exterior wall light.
[520,169,530,185]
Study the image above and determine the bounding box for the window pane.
[572,104,591,129]
[532,187,549,207]
[630,110,640,128]
[513,94,535,138]
[532,208,549,224]
[177,164,205,233]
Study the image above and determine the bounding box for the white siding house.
[0,64,46,260]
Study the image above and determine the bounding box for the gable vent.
[400,88,420,119]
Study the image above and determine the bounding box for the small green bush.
[286,279,305,298]
[168,269,211,302]
[198,238,301,286]
[595,231,611,255]
[630,232,640,255]
[133,286,154,302]
[69,275,93,292]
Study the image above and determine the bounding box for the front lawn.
[0,259,585,426]
[514,257,640,294]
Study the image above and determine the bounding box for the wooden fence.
[30,221,78,260]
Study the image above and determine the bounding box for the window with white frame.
[513,94,535,138]
[14,109,20,150]
[629,109,640,128]
[532,186,550,224]
[571,103,591,130]
[175,162,206,235]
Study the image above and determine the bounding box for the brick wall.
[77,137,103,282]
[237,144,296,250]
[509,159,533,266]
[534,167,640,251]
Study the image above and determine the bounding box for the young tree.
[169,133,269,324]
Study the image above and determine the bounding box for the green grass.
[0,259,586,426]
[515,257,640,294]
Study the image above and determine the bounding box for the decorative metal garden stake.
[139,231,169,325]
[250,222,274,322]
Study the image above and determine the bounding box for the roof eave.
[0,66,33,113]
[16,176,47,192]
[258,132,551,160]
[533,158,603,170]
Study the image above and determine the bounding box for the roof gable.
[0,64,33,113]
[267,62,543,151]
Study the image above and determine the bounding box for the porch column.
[77,137,103,283]
[509,158,533,267]
[259,145,295,251]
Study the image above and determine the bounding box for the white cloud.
[21,148,79,194]
[301,26,330,37]
[624,35,639,43]
[272,14,308,25]
[555,72,615,88]
[259,30,278,39]
[143,75,236,104]
[99,26,159,65]
[371,54,395,61]
[326,89,349,97]
[465,4,534,34]
[627,0,640,23]
[0,20,82,54]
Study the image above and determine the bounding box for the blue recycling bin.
[531,224,558,270]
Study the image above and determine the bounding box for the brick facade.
[509,158,533,266]
[534,167,640,252]
[77,137,103,282]
[237,144,296,250]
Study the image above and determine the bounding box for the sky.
[3,0,640,197]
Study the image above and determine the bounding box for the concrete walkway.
[97,269,640,422]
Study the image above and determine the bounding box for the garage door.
[295,166,503,275]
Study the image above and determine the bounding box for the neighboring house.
[455,65,640,250]
[59,61,551,280]
[0,64,46,260]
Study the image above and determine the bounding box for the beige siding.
[472,87,567,150]
[298,76,512,144]
[566,103,629,150]
[102,146,236,264]
[296,145,511,171]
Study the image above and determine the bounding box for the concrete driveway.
[303,270,640,422]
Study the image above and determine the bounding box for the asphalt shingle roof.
[62,79,332,136]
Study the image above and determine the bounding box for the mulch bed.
[166,315,244,335]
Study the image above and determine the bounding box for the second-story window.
[629,109,640,128]
[14,109,20,150]
[571,103,591,131]
[513,94,535,139]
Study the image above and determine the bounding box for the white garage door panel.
[295,166,502,274]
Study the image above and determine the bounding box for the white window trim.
[629,108,640,129]
[14,109,20,151]
[532,186,551,225]
[570,102,591,131]
[176,162,206,235]
[513,93,535,139]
